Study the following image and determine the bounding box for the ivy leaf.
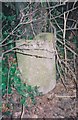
[27,85,32,92]
[20,97,26,105]
[29,36,33,40]
[2,83,6,90]
[0,85,2,90]
[10,65,16,76]
[8,87,12,94]
[2,75,7,83]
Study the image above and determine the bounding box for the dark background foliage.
[1,2,78,117]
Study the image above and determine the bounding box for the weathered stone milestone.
[16,33,56,94]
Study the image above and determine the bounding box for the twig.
[56,48,67,89]
[1,42,26,58]
[57,38,77,56]
[29,8,36,36]
[55,95,76,98]
[46,3,65,11]
[1,16,46,45]
[16,47,55,53]
[19,3,30,13]
[20,104,25,119]
[60,16,77,23]
[56,45,77,85]
[74,54,76,73]
[15,50,54,60]
[56,43,76,79]
[63,12,68,80]
[73,0,78,8]
[50,6,78,20]
[56,59,67,90]
[61,60,76,82]
[47,1,63,33]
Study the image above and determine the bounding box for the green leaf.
[2,75,7,83]
[3,110,11,116]
[8,87,12,94]
[0,85,2,90]
[20,97,26,105]
[2,89,7,96]
[27,85,32,92]
[29,36,33,40]
[2,83,6,90]
[10,65,16,76]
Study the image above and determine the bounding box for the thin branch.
[55,95,76,98]
[0,23,21,45]
[56,58,67,90]
[50,6,78,20]
[47,1,63,33]
[20,105,25,119]
[46,3,65,11]
[1,16,46,45]
[57,38,77,56]
[63,12,68,78]
[16,48,55,54]
[15,50,54,60]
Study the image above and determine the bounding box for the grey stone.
[16,33,56,94]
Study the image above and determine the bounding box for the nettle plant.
[2,3,41,115]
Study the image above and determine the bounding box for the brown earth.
[10,78,77,119]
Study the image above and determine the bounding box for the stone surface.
[16,33,56,94]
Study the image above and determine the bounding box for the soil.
[9,78,77,119]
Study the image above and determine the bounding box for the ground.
[9,78,76,119]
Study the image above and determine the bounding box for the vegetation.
[1,2,78,118]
